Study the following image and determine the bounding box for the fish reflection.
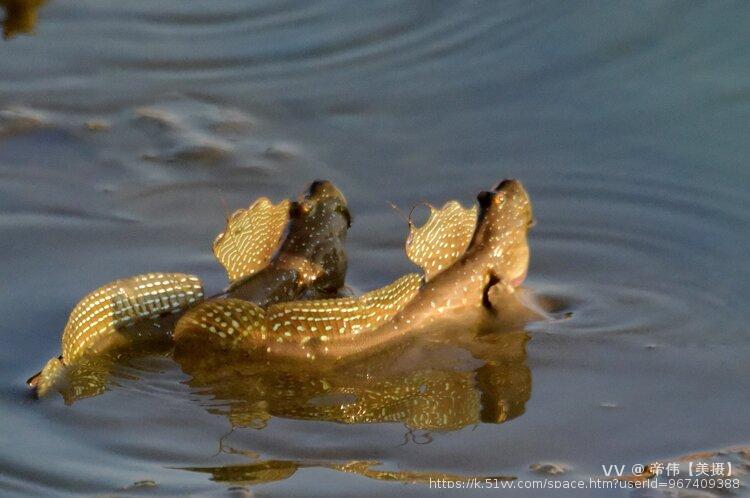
[1,0,45,39]
[43,341,173,404]
[183,458,514,487]
[175,326,531,431]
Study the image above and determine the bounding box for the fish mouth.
[511,269,527,287]
[494,179,529,204]
[495,179,532,226]
[306,180,347,205]
[494,178,519,191]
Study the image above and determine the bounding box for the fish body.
[175,179,533,363]
[222,180,350,306]
[32,179,532,398]
[31,180,352,399]
[268,179,532,362]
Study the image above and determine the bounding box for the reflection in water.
[52,305,532,487]
[53,292,536,432]
[181,324,529,487]
[0,0,44,39]
[48,339,173,405]
[175,322,531,431]
[42,287,536,495]
[183,458,514,487]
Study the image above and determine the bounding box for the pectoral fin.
[406,201,476,282]
[482,275,514,310]
[60,355,113,403]
[213,198,290,285]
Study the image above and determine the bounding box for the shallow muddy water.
[1,1,749,496]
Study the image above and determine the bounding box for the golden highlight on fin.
[213,198,290,284]
[174,298,267,348]
[406,201,477,281]
[62,273,204,362]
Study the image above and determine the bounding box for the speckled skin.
[34,179,530,399]
[31,273,204,396]
[226,180,350,306]
[29,180,352,398]
[175,327,531,431]
[176,180,533,364]
[267,179,532,362]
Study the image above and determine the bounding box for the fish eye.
[477,191,493,208]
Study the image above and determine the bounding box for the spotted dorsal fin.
[406,201,477,282]
[174,298,267,349]
[213,198,290,285]
[265,273,422,341]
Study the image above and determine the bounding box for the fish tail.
[33,357,68,398]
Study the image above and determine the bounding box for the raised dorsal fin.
[174,298,267,348]
[405,201,477,282]
[213,198,290,285]
[265,273,422,341]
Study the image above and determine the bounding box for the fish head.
[474,179,533,287]
[284,180,351,291]
[291,180,351,228]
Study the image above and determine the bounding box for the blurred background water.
[1,1,749,496]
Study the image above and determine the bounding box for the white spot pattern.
[173,273,422,353]
[406,201,476,282]
[213,197,290,284]
[61,273,204,362]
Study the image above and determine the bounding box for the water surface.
[1,1,749,496]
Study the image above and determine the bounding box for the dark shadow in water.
[1,0,45,39]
